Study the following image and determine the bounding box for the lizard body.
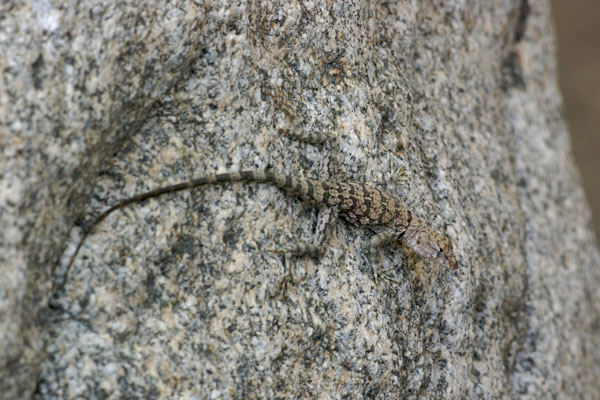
[62,169,458,286]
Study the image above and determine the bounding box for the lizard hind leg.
[264,206,338,258]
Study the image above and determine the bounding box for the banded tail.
[59,170,316,287]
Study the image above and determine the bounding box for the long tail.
[58,170,305,288]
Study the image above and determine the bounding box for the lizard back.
[206,171,410,230]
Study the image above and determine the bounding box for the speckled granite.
[0,1,201,398]
[1,0,599,399]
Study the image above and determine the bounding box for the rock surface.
[1,0,599,399]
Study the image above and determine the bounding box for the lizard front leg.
[364,230,404,284]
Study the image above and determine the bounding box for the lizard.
[60,169,458,288]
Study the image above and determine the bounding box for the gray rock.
[1,0,598,399]
[0,1,202,398]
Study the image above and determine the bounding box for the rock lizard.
[61,169,458,287]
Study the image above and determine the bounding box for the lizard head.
[402,223,458,270]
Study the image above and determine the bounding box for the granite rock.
[1,0,599,399]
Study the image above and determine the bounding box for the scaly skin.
[60,170,458,287]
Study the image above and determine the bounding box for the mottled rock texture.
[1,1,599,399]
